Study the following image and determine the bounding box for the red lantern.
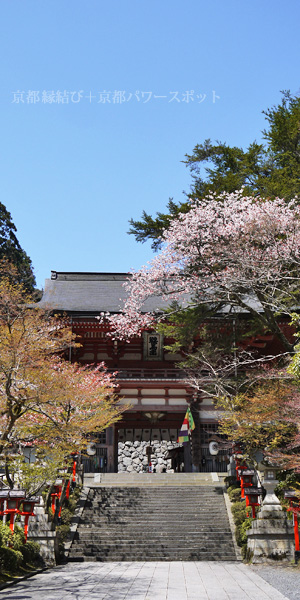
[66,453,78,499]
[236,461,248,481]
[284,490,300,555]
[244,486,263,518]
[239,469,255,499]
[4,490,26,533]
[19,497,39,542]
[51,481,62,514]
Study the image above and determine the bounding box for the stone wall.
[118,440,179,473]
[27,500,57,566]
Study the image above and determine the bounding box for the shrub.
[54,485,82,563]
[228,488,242,502]
[0,522,13,548]
[235,517,252,546]
[60,507,72,527]
[0,546,23,573]
[0,523,41,573]
[56,523,70,562]
[224,476,238,488]
[20,541,41,566]
[236,517,252,558]
[231,501,247,526]
[11,525,25,551]
[227,484,239,494]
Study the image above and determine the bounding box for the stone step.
[69,550,237,556]
[68,552,237,562]
[85,508,226,513]
[80,510,230,521]
[79,511,227,522]
[77,522,232,529]
[88,501,225,506]
[88,506,225,510]
[75,529,231,542]
[84,473,224,487]
[88,496,223,502]
[72,542,234,551]
[73,529,232,539]
[79,522,231,530]
[90,493,222,496]
[68,483,236,562]
[79,523,231,530]
[88,496,225,501]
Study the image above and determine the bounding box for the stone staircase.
[68,474,237,562]
[84,472,219,487]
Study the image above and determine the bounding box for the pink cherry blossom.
[104,191,300,350]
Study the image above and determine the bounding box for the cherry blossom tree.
[107,191,300,354]
[108,192,300,471]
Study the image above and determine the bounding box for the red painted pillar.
[9,512,15,533]
[294,512,300,552]
[24,514,30,542]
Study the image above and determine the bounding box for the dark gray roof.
[37,271,171,315]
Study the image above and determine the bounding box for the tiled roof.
[37,271,260,316]
[37,271,171,314]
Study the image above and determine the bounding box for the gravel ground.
[250,564,300,600]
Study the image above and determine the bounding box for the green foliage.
[0,520,41,576]
[56,523,70,559]
[157,303,227,352]
[60,507,72,527]
[275,471,300,502]
[5,454,68,497]
[228,488,242,503]
[10,524,25,551]
[231,500,253,559]
[66,484,81,511]
[20,541,41,566]
[0,522,13,548]
[54,485,82,563]
[216,381,296,461]
[0,204,35,292]
[236,518,253,559]
[0,546,23,573]
[226,483,239,494]
[129,92,300,247]
[235,517,252,546]
[262,91,300,199]
[231,501,248,526]
[128,198,190,251]
[184,140,266,199]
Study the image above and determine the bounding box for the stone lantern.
[259,464,282,518]
[247,462,294,562]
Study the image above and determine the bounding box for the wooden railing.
[112,368,186,380]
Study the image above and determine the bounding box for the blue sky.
[1,1,299,289]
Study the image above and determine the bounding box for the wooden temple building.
[38,271,289,474]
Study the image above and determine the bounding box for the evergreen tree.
[0,202,35,292]
[129,91,300,248]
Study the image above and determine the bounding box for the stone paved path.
[0,561,291,600]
